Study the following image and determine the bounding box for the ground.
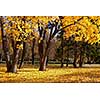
[0,64,100,83]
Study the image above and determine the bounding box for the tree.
[37,17,60,71]
[0,16,34,73]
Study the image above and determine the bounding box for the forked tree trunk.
[38,39,50,71]
[0,16,12,72]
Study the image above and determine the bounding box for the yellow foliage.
[2,16,100,44]
[63,16,100,44]
[7,16,13,21]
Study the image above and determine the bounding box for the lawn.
[0,64,100,83]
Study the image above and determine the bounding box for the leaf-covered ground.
[0,64,100,83]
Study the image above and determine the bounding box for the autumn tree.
[0,16,34,73]
[63,16,100,67]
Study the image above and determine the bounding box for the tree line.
[0,16,100,73]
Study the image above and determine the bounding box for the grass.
[0,64,100,83]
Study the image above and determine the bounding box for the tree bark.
[60,56,64,67]
[39,56,47,71]
[79,47,83,67]
[5,41,21,73]
[18,42,26,69]
[39,39,51,71]
[66,52,69,67]
[73,42,78,68]
[60,35,64,68]
[11,48,20,73]
[0,16,12,72]
[32,38,35,65]
[38,39,46,71]
[46,56,48,66]
[39,39,50,71]
[79,54,83,67]
[73,57,77,68]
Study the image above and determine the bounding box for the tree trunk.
[66,49,69,67]
[61,59,64,68]
[19,42,26,69]
[38,39,44,71]
[0,16,12,72]
[73,58,77,68]
[66,59,69,67]
[79,54,83,67]
[79,48,83,67]
[60,35,64,68]
[11,42,21,73]
[73,42,78,68]
[39,56,47,71]
[46,56,48,66]
[38,39,50,71]
[11,49,20,73]
[32,38,35,65]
